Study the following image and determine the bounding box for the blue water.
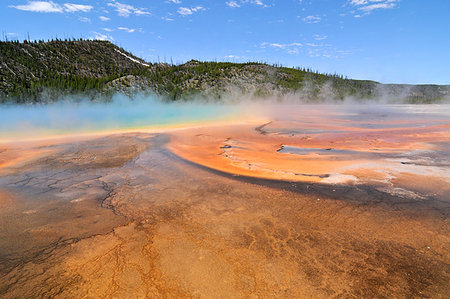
[0,94,239,141]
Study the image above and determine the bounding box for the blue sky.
[1,0,449,84]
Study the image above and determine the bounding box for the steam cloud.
[1,84,449,142]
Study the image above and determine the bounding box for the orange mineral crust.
[169,105,450,198]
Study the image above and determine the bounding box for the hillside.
[0,39,148,102]
[1,39,449,103]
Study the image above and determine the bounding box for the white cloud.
[10,1,93,13]
[63,3,92,12]
[302,15,321,23]
[162,16,174,21]
[10,1,63,13]
[267,42,303,48]
[350,0,368,4]
[226,0,269,8]
[118,27,135,33]
[99,16,110,21]
[177,6,205,16]
[224,55,248,61]
[261,42,303,54]
[247,0,270,7]
[252,0,266,6]
[166,0,181,3]
[360,3,396,11]
[91,32,114,41]
[103,28,114,32]
[349,0,399,15]
[226,1,240,8]
[177,7,192,15]
[107,1,150,17]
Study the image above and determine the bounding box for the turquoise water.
[0,95,240,141]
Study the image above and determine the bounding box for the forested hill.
[1,39,449,103]
[0,39,147,101]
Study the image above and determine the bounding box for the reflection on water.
[278,145,360,155]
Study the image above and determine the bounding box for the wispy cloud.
[225,0,270,8]
[10,1,92,13]
[118,27,135,33]
[107,1,150,17]
[63,3,92,12]
[224,54,249,61]
[91,32,114,41]
[177,6,205,16]
[261,42,303,54]
[263,42,303,48]
[10,1,63,12]
[302,15,321,23]
[252,0,268,7]
[166,0,181,3]
[99,16,110,21]
[349,0,399,15]
[360,2,396,12]
[226,1,240,8]
[103,28,114,32]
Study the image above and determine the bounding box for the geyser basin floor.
[170,104,450,201]
[0,104,449,297]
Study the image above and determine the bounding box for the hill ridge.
[0,39,448,103]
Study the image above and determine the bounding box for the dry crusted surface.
[0,133,449,298]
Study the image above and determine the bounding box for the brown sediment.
[0,146,55,172]
[390,172,450,199]
[0,190,15,212]
[0,131,449,298]
[0,105,449,297]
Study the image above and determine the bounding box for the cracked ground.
[0,132,449,298]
